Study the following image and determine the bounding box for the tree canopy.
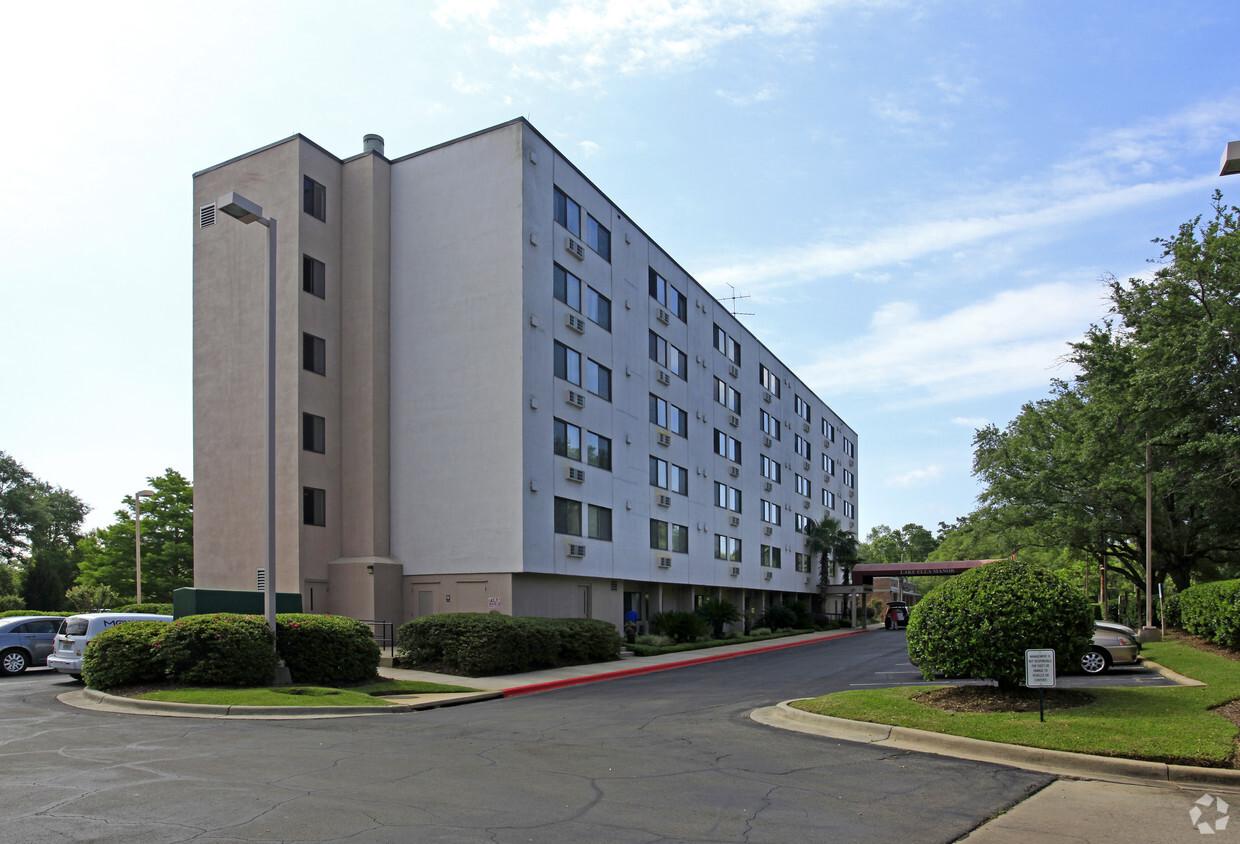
[0,451,87,609]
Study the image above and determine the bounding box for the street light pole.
[134,489,156,604]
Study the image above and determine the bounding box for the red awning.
[851,559,1000,577]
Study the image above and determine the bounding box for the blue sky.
[1,0,1237,540]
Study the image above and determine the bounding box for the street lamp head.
[136,489,156,498]
[1221,141,1240,177]
[217,191,264,224]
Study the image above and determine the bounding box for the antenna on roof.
[722,284,753,317]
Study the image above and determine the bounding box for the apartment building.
[192,119,858,632]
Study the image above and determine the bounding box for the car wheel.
[1,648,29,675]
[1081,647,1110,674]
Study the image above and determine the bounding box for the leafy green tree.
[64,584,124,612]
[862,523,938,565]
[805,515,859,590]
[1,451,88,609]
[75,469,193,603]
[695,598,740,639]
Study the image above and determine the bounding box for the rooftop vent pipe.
[363,134,385,156]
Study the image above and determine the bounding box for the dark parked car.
[1081,621,1141,674]
[0,616,64,675]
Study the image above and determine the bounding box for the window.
[759,364,781,397]
[650,457,687,493]
[761,545,782,568]
[670,463,688,495]
[651,520,687,552]
[761,454,781,483]
[713,324,741,365]
[823,455,836,475]
[670,523,689,553]
[586,214,610,261]
[588,505,612,541]
[823,420,836,442]
[823,489,836,509]
[795,513,810,533]
[713,429,741,462]
[650,518,668,550]
[715,535,742,562]
[651,395,687,437]
[795,474,811,496]
[649,456,668,489]
[650,394,668,428]
[303,176,326,221]
[587,359,611,401]
[760,410,781,439]
[586,287,611,330]
[555,497,582,535]
[795,395,810,422]
[554,418,582,460]
[649,331,666,366]
[303,486,326,526]
[843,438,855,457]
[648,268,687,321]
[714,482,741,512]
[554,187,581,236]
[303,333,326,375]
[843,501,855,519]
[843,469,855,488]
[586,432,611,470]
[795,552,811,573]
[302,255,325,298]
[554,341,581,386]
[794,435,810,459]
[303,412,325,453]
[714,378,740,413]
[554,264,581,311]
[669,343,687,380]
[761,499,781,525]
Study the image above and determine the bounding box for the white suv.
[47,613,174,679]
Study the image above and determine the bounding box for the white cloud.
[452,73,491,95]
[717,85,778,106]
[579,140,601,157]
[951,416,990,428]
[886,465,942,488]
[432,0,499,26]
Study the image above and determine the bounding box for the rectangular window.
[555,497,582,535]
[554,187,581,237]
[759,364,781,398]
[303,333,326,375]
[761,454,781,483]
[823,489,836,509]
[587,360,611,401]
[714,535,742,562]
[761,499,781,525]
[761,545,782,568]
[649,394,668,428]
[823,420,837,441]
[670,523,689,553]
[649,456,669,489]
[795,513,810,533]
[303,176,326,221]
[586,214,611,261]
[795,552,811,573]
[795,435,810,460]
[714,378,740,413]
[843,501,855,519]
[796,474,811,496]
[588,505,612,541]
[649,331,667,367]
[823,455,836,475]
[302,255,325,298]
[586,287,611,330]
[713,324,741,365]
[648,268,687,321]
[760,410,781,439]
[670,404,688,437]
[795,395,810,422]
[554,264,581,311]
[713,429,741,462]
[554,418,582,460]
[302,412,325,454]
[843,438,855,457]
[302,486,326,526]
[670,463,688,495]
[714,482,741,512]
[843,469,855,488]
[586,432,611,470]
[554,341,581,386]
[650,519,668,550]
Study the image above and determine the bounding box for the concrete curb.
[62,687,503,719]
[752,700,1240,790]
[1140,657,1206,686]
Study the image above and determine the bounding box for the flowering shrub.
[275,614,379,685]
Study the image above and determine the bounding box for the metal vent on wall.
[199,204,216,228]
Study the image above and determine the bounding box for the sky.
[1,0,1237,542]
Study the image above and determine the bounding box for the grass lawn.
[133,679,482,708]
[790,638,1240,767]
[629,627,839,656]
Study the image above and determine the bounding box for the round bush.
[155,614,277,687]
[81,620,169,690]
[906,559,1093,690]
[276,614,380,685]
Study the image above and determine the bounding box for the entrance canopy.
[851,559,1000,578]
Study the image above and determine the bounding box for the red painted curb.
[502,628,870,697]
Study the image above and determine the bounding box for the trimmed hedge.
[1177,580,1240,647]
[906,558,1093,690]
[81,621,169,690]
[397,613,621,676]
[114,603,174,615]
[276,613,380,685]
[0,610,75,619]
[155,614,277,687]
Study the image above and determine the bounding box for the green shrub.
[650,610,708,643]
[695,598,740,639]
[0,595,25,612]
[906,558,1093,691]
[1178,580,1240,647]
[81,620,168,690]
[1163,591,1182,628]
[757,605,796,630]
[155,614,277,686]
[276,614,380,685]
[0,609,74,618]
[787,601,813,628]
[635,634,673,646]
[114,603,174,615]
[397,613,620,676]
[64,584,124,612]
[749,627,772,637]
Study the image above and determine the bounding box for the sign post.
[1024,648,1056,722]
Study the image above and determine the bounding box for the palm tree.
[805,515,860,609]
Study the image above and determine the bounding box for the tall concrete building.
[192,119,858,632]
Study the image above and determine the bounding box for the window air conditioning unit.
[824,439,831,449]
[729,365,739,379]
[565,236,585,261]
[729,516,740,527]
[566,313,585,333]
[567,544,586,558]
[657,432,671,447]
[567,390,585,407]
[802,499,810,509]
[803,461,811,472]
[729,466,740,477]
[803,422,810,434]
[567,466,585,483]
[730,566,740,577]
[849,459,855,467]
[656,308,670,325]
[763,436,772,448]
[763,392,772,403]
[764,571,773,580]
[657,369,671,385]
[658,556,672,569]
[763,526,773,536]
[764,482,772,492]
[729,415,739,427]
[657,494,671,507]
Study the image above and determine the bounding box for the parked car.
[46,613,174,680]
[1081,621,1141,674]
[883,601,910,630]
[0,616,65,675]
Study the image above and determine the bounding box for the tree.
[862,523,937,565]
[75,469,193,603]
[0,451,88,609]
[695,598,740,639]
[804,515,859,591]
